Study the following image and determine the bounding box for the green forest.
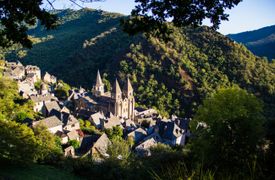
[1,9,275,179]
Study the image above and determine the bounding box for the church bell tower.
[93,70,104,96]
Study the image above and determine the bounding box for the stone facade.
[25,65,41,81]
[90,70,135,120]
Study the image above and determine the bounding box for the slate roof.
[65,114,79,126]
[77,135,100,155]
[30,94,56,103]
[127,128,147,142]
[175,118,190,131]
[92,133,111,155]
[26,73,35,78]
[44,101,61,113]
[135,133,162,153]
[89,112,105,125]
[158,121,183,140]
[103,116,121,129]
[33,116,62,128]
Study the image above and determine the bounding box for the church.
[87,70,135,120]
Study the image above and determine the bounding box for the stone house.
[67,130,80,142]
[62,114,80,132]
[33,116,63,134]
[89,111,106,129]
[56,131,69,144]
[25,65,41,80]
[135,133,162,156]
[18,80,37,98]
[43,101,61,117]
[43,72,57,84]
[156,120,186,146]
[90,133,111,159]
[127,127,147,144]
[30,94,57,112]
[3,64,25,80]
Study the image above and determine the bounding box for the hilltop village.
[1,60,190,159]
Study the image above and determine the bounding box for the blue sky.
[45,0,275,35]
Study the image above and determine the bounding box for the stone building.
[75,70,135,120]
[92,70,135,120]
[25,65,41,80]
[43,72,57,84]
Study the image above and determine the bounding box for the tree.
[54,80,71,100]
[122,0,242,38]
[33,124,62,161]
[105,126,123,140]
[0,0,243,48]
[0,0,57,48]
[107,138,131,161]
[68,140,80,149]
[0,119,40,164]
[0,0,102,48]
[0,77,35,121]
[190,86,264,175]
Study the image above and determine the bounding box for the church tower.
[111,79,122,117]
[93,70,104,96]
[123,77,135,120]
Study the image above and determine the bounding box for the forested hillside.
[2,9,275,118]
[228,25,275,60]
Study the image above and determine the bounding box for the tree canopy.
[0,0,57,48]
[0,0,243,48]
[190,86,265,175]
[122,0,242,38]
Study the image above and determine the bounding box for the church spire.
[123,77,133,97]
[96,70,103,86]
[112,79,122,100]
[93,70,104,96]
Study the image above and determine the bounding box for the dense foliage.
[0,0,57,48]
[190,87,265,177]
[0,76,62,164]
[54,80,71,100]
[0,77,35,122]
[228,25,275,61]
[122,0,242,38]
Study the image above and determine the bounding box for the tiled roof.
[33,116,62,128]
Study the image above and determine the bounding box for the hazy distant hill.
[3,9,275,117]
[228,25,275,60]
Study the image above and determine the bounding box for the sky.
[45,0,275,35]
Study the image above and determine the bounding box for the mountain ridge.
[2,9,274,118]
[228,24,275,60]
